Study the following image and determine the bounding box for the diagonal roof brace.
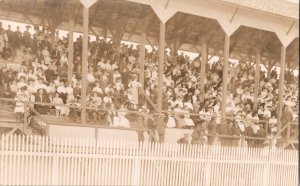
[165,0,171,9]
[286,21,296,35]
[229,7,238,23]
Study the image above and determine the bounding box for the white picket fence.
[0,134,298,186]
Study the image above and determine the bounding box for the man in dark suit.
[154,113,166,143]
[44,64,57,82]
[0,81,13,98]
[34,89,50,115]
[280,105,293,137]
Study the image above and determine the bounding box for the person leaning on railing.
[207,117,217,145]
[244,121,255,147]
[153,113,166,143]
[191,121,207,145]
[281,105,293,137]
[216,116,232,146]
[254,123,267,148]
[137,104,150,142]
[230,120,242,147]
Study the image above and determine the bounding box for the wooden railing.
[0,97,298,147]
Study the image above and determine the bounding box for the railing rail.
[0,97,298,146]
[0,97,289,124]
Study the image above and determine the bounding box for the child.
[52,92,63,116]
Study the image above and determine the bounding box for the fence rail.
[0,134,298,186]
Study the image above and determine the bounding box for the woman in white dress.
[183,107,194,128]
[65,83,74,101]
[128,75,142,105]
[113,105,130,128]
[14,86,30,121]
[166,107,176,128]
[173,104,185,128]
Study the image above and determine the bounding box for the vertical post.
[81,7,89,125]
[220,35,230,121]
[131,158,141,185]
[157,22,165,112]
[67,18,75,84]
[253,48,261,110]
[205,161,212,186]
[51,155,59,185]
[262,159,270,186]
[139,32,146,89]
[277,45,286,134]
[199,36,207,93]
[95,127,98,140]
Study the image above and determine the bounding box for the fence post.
[205,160,212,186]
[131,158,142,185]
[262,151,270,186]
[51,155,59,185]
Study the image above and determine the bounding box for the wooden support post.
[253,48,261,110]
[67,18,74,84]
[266,59,272,79]
[81,7,89,125]
[277,45,286,134]
[199,36,207,93]
[157,22,165,112]
[139,32,146,89]
[220,35,230,122]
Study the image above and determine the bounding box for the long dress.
[166,115,176,128]
[183,111,195,127]
[173,108,185,128]
[52,97,64,115]
[128,80,142,105]
[14,91,29,113]
[115,109,130,128]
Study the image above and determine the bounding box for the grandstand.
[0,0,298,185]
[0,0,298,147]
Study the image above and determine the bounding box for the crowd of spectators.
[0,22,298,145]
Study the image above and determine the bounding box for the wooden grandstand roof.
[0,0,298,69]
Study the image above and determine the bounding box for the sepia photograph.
[0,0,298,185]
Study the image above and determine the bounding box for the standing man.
[207,117,217,145]
[281,105,293,137]
[154,113,166,143]
[217,118,232,146]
